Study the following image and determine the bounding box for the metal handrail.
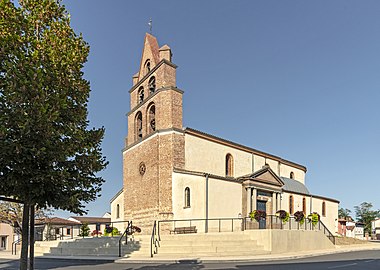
[12,238,21,255]
[318,219,336,245]
[158,217,245,239]
[150,221,160,257]
[118,221,132,257]
[244,215,336,244]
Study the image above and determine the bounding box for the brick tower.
[123,33,185,230]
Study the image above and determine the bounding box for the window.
[135,112,143,141]
[322,201,326,217]
[66,228,71,235]
[149,76,156,94]
[138,86,144,104]
[289,195,294,215]
[55,228,60,235]
[290,172,294,179]
[144,59,151,75]
[184,187,190,208]
[225,154,234,177]
[116,204,120,219]
[147,103,156,132]
[302,198,306,214]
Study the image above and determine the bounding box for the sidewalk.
[1,243,380,263]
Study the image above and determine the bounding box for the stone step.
[158,240,259,247]
[157,245,264,254]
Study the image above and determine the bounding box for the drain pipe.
[205,173,209,233]
[310,195,313,214]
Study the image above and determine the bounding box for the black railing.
[150,221,160,257]
[158,217,245,240]
[118,221,132,257]
[243,215,335,244]
[12,238,21,255]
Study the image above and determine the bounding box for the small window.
[184,187,190,208]
[290,172,294,179]
[148,104,156,132]
[322,201,326,217]
[116,204,120,219]
[55,228,60,235]
[302,198,306,214]
[135,112,143,141]
[225,154,234,177]
[149,76,156,94]
[138,86,144,104]
[66,228,71,235]
[289,195,294,215]
[144,59,151,75]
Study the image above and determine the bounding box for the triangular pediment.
[137,33,160,81]
[240,166,284,187]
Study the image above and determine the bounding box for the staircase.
[34,235,151,257]
[154,232,269,258]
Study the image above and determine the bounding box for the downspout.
[205,173,209,233]
[310,195,313,214]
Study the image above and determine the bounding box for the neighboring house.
[0,222,18,251]
[68,216,111,235]
[371,218,380,240]
[35,217,81,241]
[111,33,339,235]
[354,222,364,240]
[338,220,364,240]
[337,219,347,236]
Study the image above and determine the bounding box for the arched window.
[184,187,190,208]
[147,103,156,133]
[289,195,294,215]
[225,154,234,177]
[290,172,294,179]
[135,112,143,141]
[149,76,156,94]
[302,198,306,214]
[116,204,120,219]
[138,86,144,104]
[322,201,326,217]
[144,59,151,75]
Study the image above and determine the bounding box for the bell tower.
[123,33,185,228]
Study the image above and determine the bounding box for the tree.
[354,202,380,235]
[0,201,53,234]
[79,223,90,237]
[338,208,352,221]
[0,1,108,269]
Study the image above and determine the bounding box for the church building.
[110,33,339,235]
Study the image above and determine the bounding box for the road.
[0,250,380,269]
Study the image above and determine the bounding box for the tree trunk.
[29,205,35,270]
[20,203,29,270]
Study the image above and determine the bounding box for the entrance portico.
[241,166,284,217]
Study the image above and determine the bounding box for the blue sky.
[60,0,380,218]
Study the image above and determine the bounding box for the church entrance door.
[257,200,266,229]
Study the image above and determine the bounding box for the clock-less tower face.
[122,33,185,228]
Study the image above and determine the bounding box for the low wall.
[244,229,335,253]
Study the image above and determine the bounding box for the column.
[272,192,277,214]
[251,188,257,211]
[246,188,252,215]
[277,193,281,211]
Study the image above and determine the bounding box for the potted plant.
[307,212,320,227]
[276,210,290,224]
[127,225,142,235]
[249,210,266,222]
[294,211,305,225]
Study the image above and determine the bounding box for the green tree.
[79,223,90,237]
[354,202,380,235]
[0,1,107,269]
[338,208,352,221]
[0,201,52,234]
